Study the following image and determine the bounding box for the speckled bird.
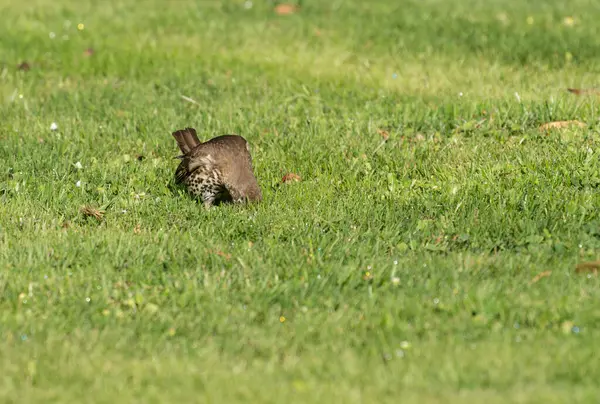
[171,127,262,207]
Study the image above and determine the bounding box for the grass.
[2,0,600,402]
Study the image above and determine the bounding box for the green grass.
[2,0,600,402]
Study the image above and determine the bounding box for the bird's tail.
[172,127,201,155]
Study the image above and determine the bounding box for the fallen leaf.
[377,129,390,140]
[80,205,104,221]
[539,120,586,131]
[133,224,141,234]
[567,88,600,95]
[275,3,298,15]
[529,270,552,284]
[214,250,231,260]
[83,48,95,57]
[575,261,600,274]
[17,62,31,71]
[282,173,301,183]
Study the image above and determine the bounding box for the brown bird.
[171,127,262,207]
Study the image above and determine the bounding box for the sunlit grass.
[1,0,600,402]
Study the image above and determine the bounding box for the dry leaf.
[80,205,104,221]
[575,261,600,274]
[282,173,302,183]
[133,224,141,234]
[207,249,232,260]
[215,250,231,260]
[377,129,390,140]
[83,48,95,57]
[275,3,298,15]
[567,88,600,95]
[17,62,31,71]
[529,270,552,284]
[539,120,586,131]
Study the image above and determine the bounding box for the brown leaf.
[17,62,31,71]
[208,249,232,260]
[133,224,141,234]
[215,250,231,260]
[282,173,302,183]
[377,128,390,140]
[275,3,298,15]
[83,48,95,57]
[529,270,552,284]
[414,133,426,142]
[567,88,600,96]
[539,120,586,131]
[80,205,104,221]
[575,261,600,274]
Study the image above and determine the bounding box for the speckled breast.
[185,169,229,204]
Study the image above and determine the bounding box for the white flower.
[76,180,81,187]
[74,161,83,169]
[49,32,56,39]
[50,122,58,131]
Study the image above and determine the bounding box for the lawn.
[2,0,600,402]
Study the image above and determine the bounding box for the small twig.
[80,205,104,221]
[575,261,600,274]
[180,95,199,105]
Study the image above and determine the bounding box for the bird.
[171,127,262,207]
